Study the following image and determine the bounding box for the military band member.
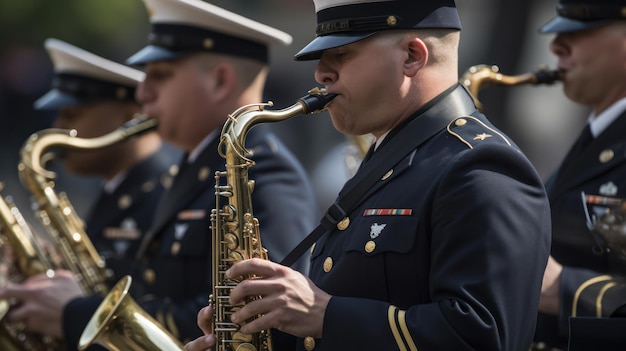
[38,38,182,280]
[185,0,552,350]
[58,0,316,349]
[0,38,181,347]
[533,0,626,349]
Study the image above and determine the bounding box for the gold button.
[323,257,333,272]
[161,174,173,189]
[142,181,155,193]
[599,149,614,163]
[386,16,397,26]
[198,166,211,181]
[310,243,316,254]
[171,242,181,256]
[118,195,132,209]
[144,269,156,285]
[304,336,316,350]
[455,118,467,126]
[365,240,376,253]
[381,169,393,180]
[337,217,350,230]
[169,164,179,176]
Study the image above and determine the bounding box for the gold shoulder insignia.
[447,116,511,149]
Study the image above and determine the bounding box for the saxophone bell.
[78,275,185,351]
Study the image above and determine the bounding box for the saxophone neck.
[460,64,561,111]
[221,88,336,157]
[19,115,158,182]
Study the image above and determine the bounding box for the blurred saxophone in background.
[17,115,158,296]
[460,64,561,111]
[0,183,60,351]
[210,88,335,351]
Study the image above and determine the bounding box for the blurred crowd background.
[0,0,588,224]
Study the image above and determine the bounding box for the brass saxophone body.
[460,64,561,111]
[0,185,60,351]
[17,115,157,295]
[211,88,336,351]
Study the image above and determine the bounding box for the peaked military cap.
[34,38,144,110]
[127,0,292,66]
[539,0,626,33]
[294,0,461,61]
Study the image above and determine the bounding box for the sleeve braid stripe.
[596,282,618,317]
[572,274,613,316]
[387,305,418,351]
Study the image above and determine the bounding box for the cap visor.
[33,89,81,110]
[294,33,377,61]
[126,45,190,66]
[539,16,610,33]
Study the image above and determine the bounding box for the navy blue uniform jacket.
[84,143,181,282]
[63,126,317,349]
[298,85,551,351]
[535,109,626,349]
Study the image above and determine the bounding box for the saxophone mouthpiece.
[300,87,337,114]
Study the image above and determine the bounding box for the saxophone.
[0,184,60,351]
[211,87,336,351]
[460,64,561,111]
[17,115,158,295]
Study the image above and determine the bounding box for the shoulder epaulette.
[446,116,511,149]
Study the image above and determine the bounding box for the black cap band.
[316,15,403,35]
[150,23,269,63]
[53,73,136,102]
[558,4,626,20]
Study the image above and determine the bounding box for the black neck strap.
[280,84,477,267]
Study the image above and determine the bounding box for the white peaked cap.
[35,38,144,110]
[127,0,292,65]
[46,38,144,85]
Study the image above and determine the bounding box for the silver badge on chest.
[370,223,387,239]
[599,181,618,197]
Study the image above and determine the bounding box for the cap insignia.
[115,87,128,100]
[203,38,214,49]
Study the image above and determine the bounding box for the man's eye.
[147,70,171,80]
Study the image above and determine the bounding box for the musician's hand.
[184,305,216,351]
[539,255,562,315]
[226,258,331,338]
[0,269,83,338]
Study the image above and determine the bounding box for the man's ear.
[208,63,236,101]
[404,37,428,77]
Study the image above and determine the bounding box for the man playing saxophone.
[19,0,317,349]
[532,0,626,349]
[186,0,551,350]
[0,39,180,346]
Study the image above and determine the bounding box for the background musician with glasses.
[533,0,626,349]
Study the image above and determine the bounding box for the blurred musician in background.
[533,0,626,349]
[0,38,181,346]
[42,0,314,348]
